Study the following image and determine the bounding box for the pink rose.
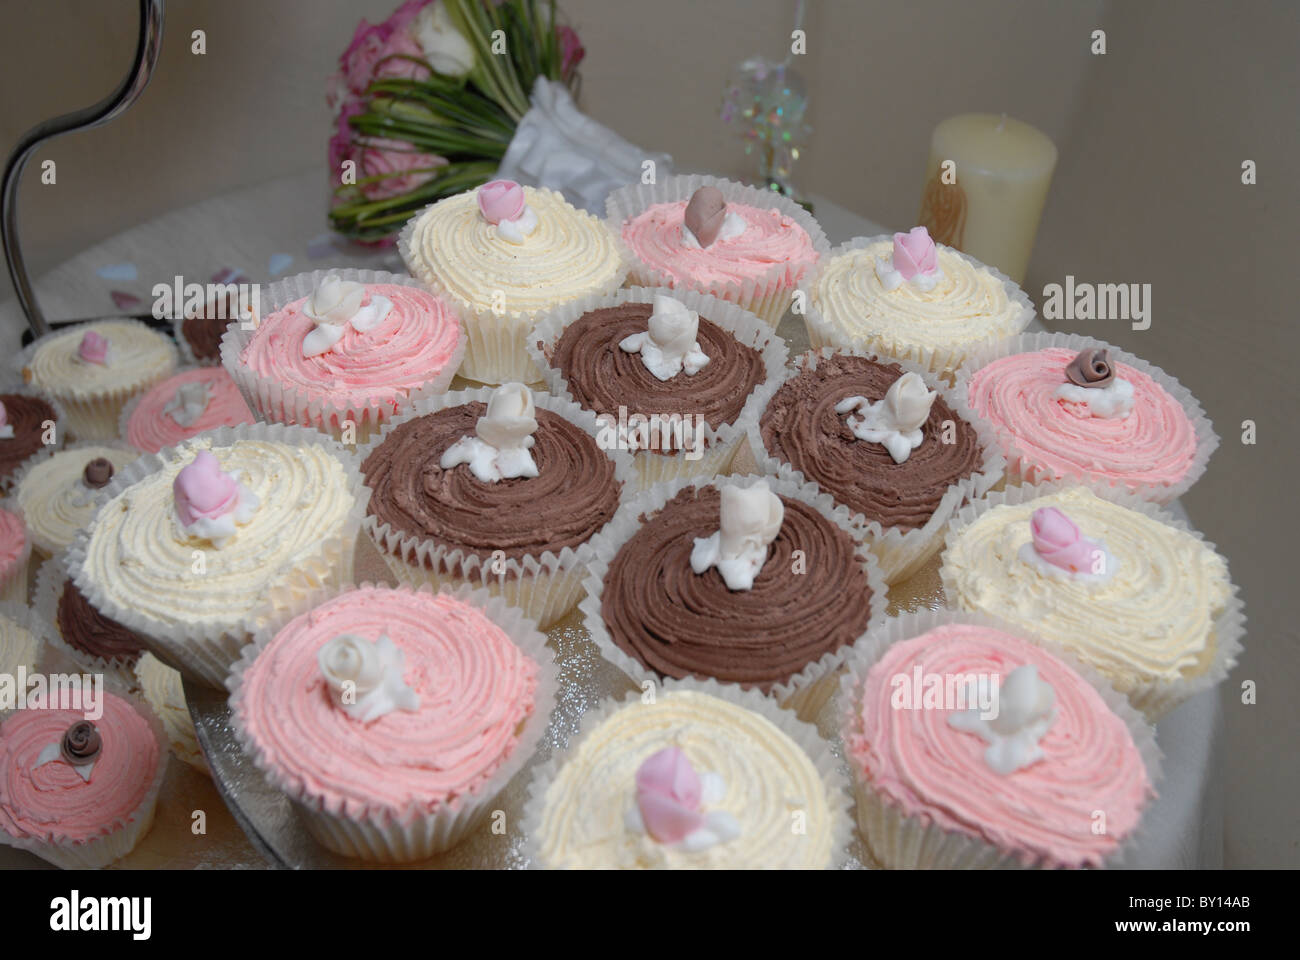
[78,331,109,365]
[373,29,432,84]
[173,451,239,527]
[339,20,394,96]
[359,138,447,200]
[386,0,433,33]
[328,100,366,179]
[892,226,938,280]
[556,25,585,78]
[1029,507,1098,574]
[477,179,526,224]
[635,747,704,844]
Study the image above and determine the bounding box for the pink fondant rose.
[173,450,240,527]
[477,179,527,224]
[892,226,939,280]
[1030,507,1099,574]
[635,747,704,844]
[78,331,109,365]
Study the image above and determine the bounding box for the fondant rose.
[718,482,784,559]
[303,275,366,327]
[881,372,937,434]
[78,331,109,365]
[1064,348,1115,388]
[1029,507,1098,574]
[60,720,102,765]
[948,665,1056,775]
[475,381,538,450]
[82,457,115,489]
[318,633,385,700]
[646,295,699,356]
[478,179,527,225]
[684,186,727,247]
[173,450,240,527]
[635,747,704,844]
[892,226,939,280]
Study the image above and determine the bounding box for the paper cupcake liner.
[398,201,631,386]
[0,383,68,496]
[802,234,1035,380]
[578,471,889,721]
[35,553,141,690]
[951,331,1219,505]
[606,175,830,328]
[518,675,855,869]
[15,318,180,442]
[64,422,370,689]
[132,653,209,775]
[357,386,637,629]
[527,285,791,490]
[0,599,56,679]
[937,480,1245,720]
[742,346,1006,583]
[0,497,32,605]
[220,269,467,445]
[836,607,1163,869]
[0,677,169,869]
[226,580,560,863]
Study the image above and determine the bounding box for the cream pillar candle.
[918,113,1057,285]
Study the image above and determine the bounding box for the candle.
[918,113,1057,285]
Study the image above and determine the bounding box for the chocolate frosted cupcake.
[360,384,634,628]
[581,473,886,719]
[36,553,146,687]
[750,348,1003,582]
[530,286,787,488]
[175,287,251,365]
[0,388,62,493]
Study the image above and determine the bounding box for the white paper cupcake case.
[34,553,141,691]
[357,386,637,630]
[578,471,889,722]
[14,318,180,443]
[518,676,855,869]
[836,607,1163,869]
[605,175,830,329]
[0,599,56,679]
[742,346,1006,583]
[0,676,169,870]
[225,580,560,863]
[398,200,632,386]
[63,421,371,689]
[937,480,1245,721]
[527,285,790,490]
[132,653,209,775]
[0,383,68,496]
[952,331,1219,505]
[802,234,1035,380]
[219,269,468,446]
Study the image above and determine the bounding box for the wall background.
[1,0,1296,866]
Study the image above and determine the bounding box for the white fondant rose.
[618,295,710,380]
[441,382,540,482]
[836,372,938,464]
[690,480,784,591]
[948,664,1057,775]
[317,633,420,723]
[318,633,386,700]
[303,275,366,326]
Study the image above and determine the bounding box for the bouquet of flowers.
[327,0,584,244]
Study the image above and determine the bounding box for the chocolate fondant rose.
[1064,348,1115,388]
[683,186,728,247]
[82,457,115,489]
[60,720,102,765]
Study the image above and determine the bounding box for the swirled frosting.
[403,185,624,315]
[236,586,538,817]
[548,303,766,452]
[56,579,144,665]
[134,653,206,771]
[601,486,874,690]
[239,283,462,410]
[966,347,1197,492]
[17,446,139,555]
[760,354,983,530]
[0,394,57,484]
[0,691,161,843]
[622,200,817,287]
[78,438,356,632]
[24,320,176,399]
[813,241,1024,352]
[0,613,42,679]
[847,624,1151,868]
[126,367,254,453]
[362,404,620,562]
[181,292,242,362]
[535,689,834,868]
[941,487,1231,689]
[0,509,26,583]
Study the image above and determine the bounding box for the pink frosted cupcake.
[121,366,254,453]
[607,175,828,327]
[222,270,465,444]
[0,506,31,605]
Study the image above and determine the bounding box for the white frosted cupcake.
[400,180,628,385]
[65,423,368,688]
[18,319,179,441]
[0,601,52,682]
[134,653,208,774]
[14,443,140,561]
[521,679,852,869]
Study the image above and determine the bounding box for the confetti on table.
[110,291,142,311]
[268,253,294,277]
[96,263,138,282]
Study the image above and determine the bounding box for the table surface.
[0,169,1224,869]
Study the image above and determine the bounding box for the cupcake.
[805,227,1033,378]
[529,286,788,488]
[134,653,208,774]
[0,688,168,869]
[400,180,627,385]
[840,610,1159,869]
[65,423,368,688]
[13,443,140,561]
[939,484,1243,719]
[121,366,255,453]
[750,348,1004,582]
[956,333,1217,503]
[36,554,147,689]
[581,473,886,719]
[229,583,556,863]
[0,506,31,605]
[360,384,632,628]
[221,270,465,444]
[0,387,62,493]
[607,175,827,328]
[174,286,250,365]
[522,680,851,869]
[18,318,179,441]
[0,602,51,682]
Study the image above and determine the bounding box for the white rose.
[303,275,365,326]
[647,295,699,355]
[476,381,538,450]
[718,481,783,558]
[881,372,937,433]
[412,3,476,77]
[318,634,384,700]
